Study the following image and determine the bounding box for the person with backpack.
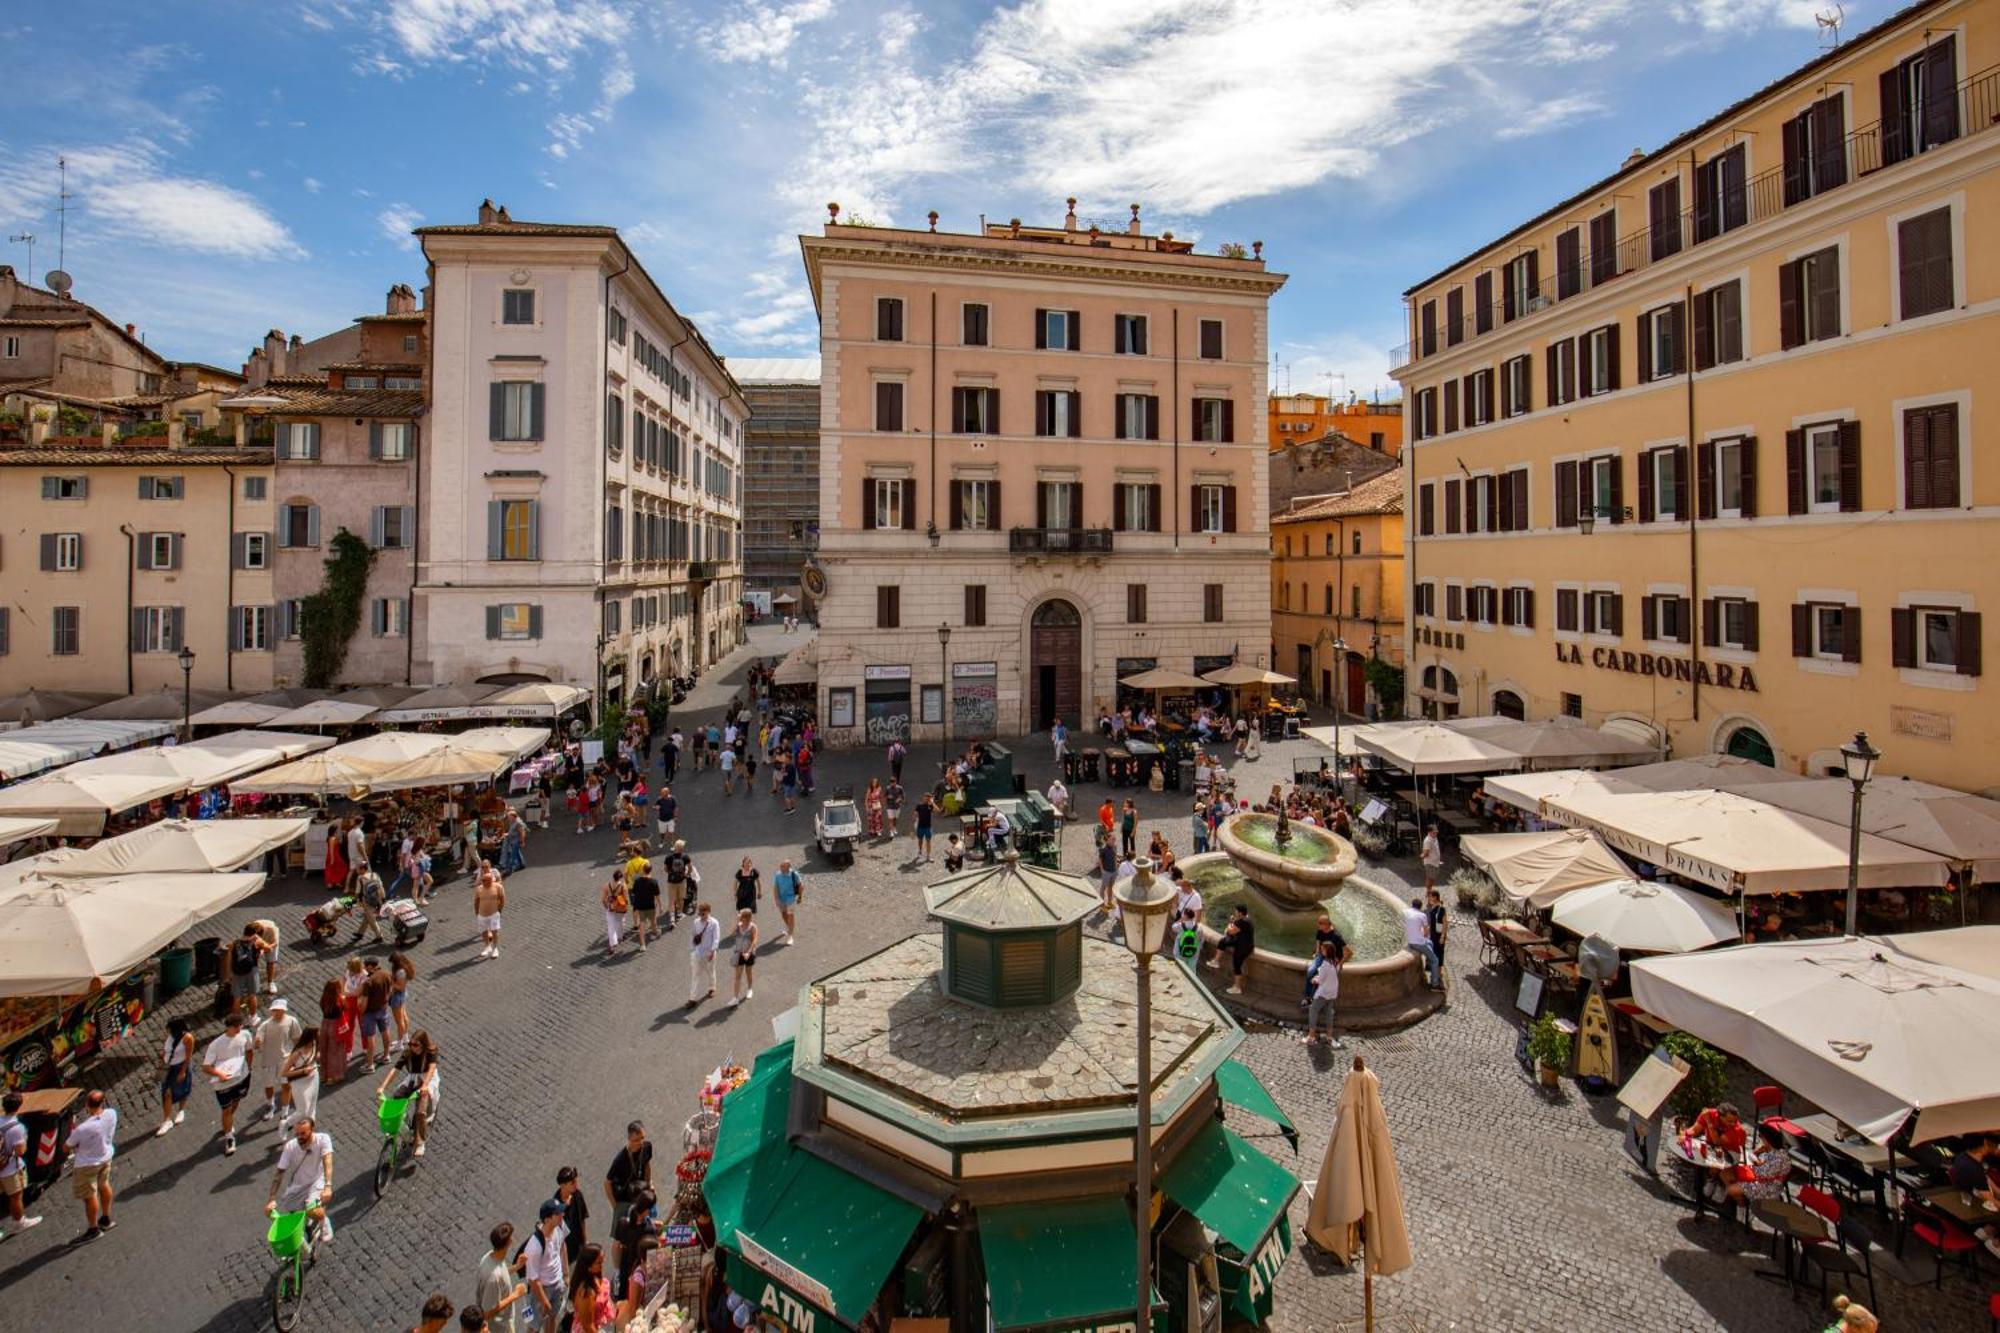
[351,868,389,945]
[0,1090,43,1238]
[226,924,267,1020]
[1172,909,1204,967]
[202,1012,254,1155]
[601,869,630,957]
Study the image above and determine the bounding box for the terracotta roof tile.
[327,361,423,374]
[415,220,619,238]
[0,315,90,329]
[1274,470,1405,521]
[356,311,427,323]
[268,387,426,418]
[0,446,274,467]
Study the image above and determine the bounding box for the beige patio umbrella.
[1118,667,1210,691]
[1550,878,1739,954]
[0,771,191,836]
[371,683,505,724]
[1307,1056,1410,1330]
[363,744,512,793]
[1355,721,1517,776]
[73,686,240,722]
[330,731,452,767]
[458,683,591,719]
[450,727,551,761]
[0,871,266,997]
[1747,775,2000,882]
[31,817,310,876]
[1201,663,1295,687]
[1459,828,1634,908]
[1481,767,1646,819]
[229,751,381,797]
[63,743,278,789]
[185,730,336,761]
[189,688,332,727]
[0,689,115,726]
[0,816,59,849]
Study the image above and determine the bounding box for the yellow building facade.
[1267,394,1403,455]
[1270,471,1406,715]
[1393,0,1998,792]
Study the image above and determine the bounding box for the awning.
[1158,1119,1299,1257]
[371,683,505,724]
[1214,1059,1299,1151]
[771,643,818,687]
[457,683,590,719]
[0,816,58,849]
[0,720,175,781]
[1355,721,1518,776]
[1217,1213,1293,1328]
[1459,828,1634,907]
[981,1195,1147,1332]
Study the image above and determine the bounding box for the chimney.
[1622,147,1646,169]
[125,323,136,337]
[0,265,16,315]
[386,283,415,315]
[496,205,512,224]
[289,334,302,351]
[1064,197,1077,231]
[477,198,498,224]
[264,329,288,378]
[244,347,266,387]
[1128,203,1142,236]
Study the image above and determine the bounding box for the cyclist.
[376,1029,441,1158]
[265,1115,334,1244]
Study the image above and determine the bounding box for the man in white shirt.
[718,743,737,796]
[203,1011,254,1155]
[0,1090,43,1237]
[522,1199,570,1330]
[265,1115,334,1243]
[63,1088,117,1241]
[685,902,721,1008]
[254,997,302,1124]
[1046,777,1071,822]
[1404,898,1442,989]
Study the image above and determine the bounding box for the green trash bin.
[157,947,194,999]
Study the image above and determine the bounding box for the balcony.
[1009,527,1113,555]
[1392,60,2000,366]
[686,560,716,581]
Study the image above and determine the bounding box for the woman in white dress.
[279,1026,320,1130]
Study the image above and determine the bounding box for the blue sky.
[1,0,1864,394]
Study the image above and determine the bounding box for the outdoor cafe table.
[1791,1114,1892,1172]
[1481,919,1547,968]
[1663,1133,1741,1220]
[1921,1183,1998,1226]
[1748,1199,1830,1290]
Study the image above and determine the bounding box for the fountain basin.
[1214,812,1356,909]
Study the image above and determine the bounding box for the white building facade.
[415,203,744,709]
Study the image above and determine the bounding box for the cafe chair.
[1800,1185,1842,1233]
[1751,1085,1785,1123]
[1987,1291,1999,1331]
[1799,1214,1879,1313]
[1901,1195,1979,1288]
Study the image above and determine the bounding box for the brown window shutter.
[1222,486,1238,533]
[1696,440,1716,519]
[1037,485,1050,529]
[1904,407,1930,510]
[901,479,916,530]
[1924,37,1961,146]
[1496,479,1512,533]
[862,479,877,529]
[1068,391,1081,439]
[1187,486,1199,531]
[1785,429,1807,514]
[1715,282,1741,363]
[1738,436,1758,517]
[1812,97,1847,190]
[1840,605,1862,663]
[1500,364,1514,418]
[1500,590,1514,627]
[1557,228,1580,299]
[1034,309,1048,349]
[1607,454,1625,523]
[1523,589,1535,628]
[1442,382,1458,433]
[1701,598,1719,647]
[1649,179,1682,261]
[1144,396,1159,441]
[1034,392,1050,438]
[1222,399,1235,443]
[1504,271,1518,323]
[1810,249,1841,340]
[1691,288,1713,371]
[1955,610,1982,676]
[1517,357,1532,413]
[1443,479,1461,534]
[1556,460,1577,527]
[1778,260,1801,349]
[1419,483,1435,535]
[1640,595,1658,641]
[1791,603,1811,657]
[1743,602,1759,651]
[1189,398,1202,442]
[1513,471,1528,531]
[1607,594,1624,636]
[1556,588,1576,632]
[1637,449,1655,523]
[1891,607,1916,668]
[1067,311,1080,352]
[1446,288,1463,344]
[951,389,966,434]
[1525,249,1540,300]
[989,481,1002,528]
[1781,113,1807,205]
[1931,404,1960,508]
[1838,420,1862,511]
[1482,371,1495,424]
[949,481,964,531]
[1637,315,1653,383]
[1111,485,1127,532]
[1604,324,1621,391]
[1668,302,1687,375]
[1880,66,1909,166]
[1545,345,1559,404]
[1475,271,1494,334]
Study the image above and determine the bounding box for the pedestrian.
[1405,898,1443,989]
[323,822,349,894]
[797,740,815,797]
[352,867,388,944]
[601,868,630,957]
[317,978,349,1084]
[63,1088,117,1242]
[1425,887,1450,976]
[1233,714,1250,756]
[155,1016,194,1137]
[772,859,804,944]
[741,736,757,786]
[689,725,707,772]
[943,833,965,873]
[555,1164,589,1264]
[411,1294,455,1333]
[476,1222,528,1333]
[569,1244,615,1333]
[863,778,885,838]
[728,908,760,1008]
[583,772,604,832]
[344,817,368,895]
[1120,800,1138,859]
[248,917,282,995]
[264,1114,334,1245]
[0,1090,42,1238]
[202,1011,253,1155]
[1046,775,1070,822]
[475,863,507,959]
[1218,903,1256,995]
[1303,939,1347,1048]
[732,856,761,920]
[359,957,395,1068]
[1096,831,1118,911]
[663,840,693,926]
[616,1231,659,1325]
[253,996,301,1125]
[1420,826,1443,890]
[664,727,682,782]
[717,741,736,796]
[279,1025,321,1129]
[655,785,677,843]
[500,811,528,875]
[685,902,720,1009]
[884,777,905,839]
[1050,716,1068,768]
[388,950,417,1048]
[388,831,416,900]
[628,860,661,951]
[226,923,267,1020]
[887,738,906,783]
[415,845,436,903]
[522,1200,570,1331]
[779,753,799,812]
[1192,800,1210,854]
[913,792,934,861]
[603,1121,654,1209]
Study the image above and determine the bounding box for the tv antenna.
[1815,5,1844,47]
[51,156,72,297]
[7,233,32,278]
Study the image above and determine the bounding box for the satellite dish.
[44,270,72,297]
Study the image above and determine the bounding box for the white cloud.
[1675,0,1827,31]
[382,0,634,69]
[377,203,424,250]
[303,176,324,193]
[697,0,835,66]
[1495,93,1609,141]
[0,140,303,260]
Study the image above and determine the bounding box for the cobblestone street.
[0,624,1985,1331]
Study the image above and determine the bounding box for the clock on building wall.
[801,561,827,599]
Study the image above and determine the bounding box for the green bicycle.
[372,1082,441,1197]
[266,1209,317,1330]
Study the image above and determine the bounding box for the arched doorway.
[1492,688,1526,720]
[1723,724,1775,767]
[1029,599,1081,728]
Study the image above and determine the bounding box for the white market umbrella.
[1301,723,1398,759]
[64,744,276,789]
[0,816,59,849]
[0,771,190,837]
[33,817,310,876]
[1748,776,2000,882]
[0,720,175,782]
[1550,878,1738,954]
[1202,663,1295,687]
[1482,768,1646,819]
[1306,1057,1410,1329]
[1614,754,1811,793]
[450,727,550,761]
[1445,717,1660,769]
[331,731,452,766]
[1631,930,2000,1143]
[1119,667,1210,691]
[262,698,383,728]
[363,745,512,793]
[230,751,381,797]
[1459,828,1633,908]
[185,730,335,761]
[0,871,267,997]
[458,683,590,720]
[74,686,240,721]
[1355,721,1518,776]
[371,683,505,724]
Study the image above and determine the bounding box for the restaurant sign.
[1553,643,1758,692]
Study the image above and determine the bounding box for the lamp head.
[937,622,951,648]
[177,645,196,673]
[1113,856,1175,959]
[1840,730,1880,787]
[1577,512,1596,537]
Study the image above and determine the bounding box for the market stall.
[0,770,193,837]
[363,744,513,793]
[457,682,591,721]
[1439,716,1661,770]
[0,719,176,782]
[0,689,116,729]
[260,685,421,730]
[0,816,59,851]
[187,688,332,728]
[25,817,309,876]
[370,683,505,725]
[186,729,337,761]
[1459,828,1634,909]
[0,870,266,996]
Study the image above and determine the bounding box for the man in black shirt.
[662,841,692,925]
[1221,904,1256,995]
[554,1165,588,1265]
[628,864,662,951]
[604,1120,655,1208]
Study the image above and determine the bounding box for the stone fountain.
[1213,810,1358,907]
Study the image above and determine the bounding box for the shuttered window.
[1902,403,1960,510]
[1786,420,1859,514]
[876,586,900,629]
[1501,355,1532,417]
[1782,94,1847,206]
[1126,584,1147,624]
[1034,390,1082,438]
[962,303,989,346]
[875,381,904,432]
[1881,35,1958,166]
[1693,144,1747,242]
[1419,302,1436,357]
[1191,397,1234,444]
[1202,584,1224,623]
[951,387,1000,434]
[1114,313,1148,355]
[1554,587,1579,633]
[963,584,987,627]
[1114,394,1159,441]
[489,382,545,441]
[485,603,541,640]
[1893,605,1981,676]
[1793,602,1860,663]
[1648,178,1682,261]
[1588,210,1618,286]
[488,499,540,560]
[876,297,904,342]
[1778,246,1840,349]
[1555,228,1581,300]
[1445,288,1464,346]
[1691,280,1743,370]
[501,289,536,324]
[1897,207,1953,320]
[1035,308,1081,351]
[51,606,80,655]
[1474,271,1494,334]
[1637,302,1686,383]
[1198,319,1224,360]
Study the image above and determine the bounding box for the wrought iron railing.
[1009,527,1113,555]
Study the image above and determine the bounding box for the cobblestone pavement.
[0,627,1985,1330]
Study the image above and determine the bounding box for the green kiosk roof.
[1214,1059,1300,1151]
[1158,1119,1300,1257]
[981,1195,1150,1332]
[706,1043,924,1330]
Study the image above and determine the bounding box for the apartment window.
[276,422,321,460]
[956,302,989,347]
[133,607,182,653]
[1503,252,1538,320]
[139,475,183,500]
[1583,590,1622,636]
[876,297,905,342]
[1588,210,1617,287]
[868,476,909,531]
[1556,228,1581,300]
[1467,586,1498,626]
[277,503,318,548]
[1648,178,1683,262]
[1897,207,1954,321]
[279,599,304,640]
[1640,445,1684,522]
[1126,583,1148,624]
[1037,481,1078,529]
[1419,301,1437,357]
[1561,692,1583,718]
[1882,35,1958,166]
[953,479,995,531]
[501,289,536,325]
[1638,303,1685,383]
[875,381,905,432]
[1035,390,1081,439]
[1702,435,1754,519]
[1442,478,1461,535]
[1694,144,1748,242]
[1692,280,1744,369]
[1789,420,1854,514]
[1191,397,1234,444]
[1116,483,1158,533]
[1037,308,1079,351]
[1902,403,1960,510]
[1413,388,1438,440]
[963,584,987,628]
[1466,476,1491,533]
[607,307,627,344]
[347,376,380,390]
[232,605,272,652]
[1501,356,1532,418]
[1545,340,1577,406]
[489,381,545,441]
[1464,369,1494,427]
[876,586,900,629]
[1474,271,1494,335]
[489,498,540,560]
[1779,246,1840,349]
[1114,314,1148,355]
[139,532,179,570]
[1554,587,1580,633]
[1445,288,1464,347]
[1503,586,1535,628]
[243,476,267,500]
[487,603,541,641]
[1588,455,1621,525]
[1417,482,1434,536]
[1,336,17,358]
[51,606,80,655]
[1197,319,1224,360]
[1796,601,1859,663]
[1582,325,1618,396]
[1642,594,1691,644]
[370,422,414,461]
[1705,596,1758,651]
[238,532,269,569]
[1444,585,1464,622]
[605,394,624,455]
[1115,393,1159,441]
[1202,584,1223,623]
[951,386,999,434]
[1496,467,1529,532]
[402,335,419,354]
[372,505,413,550]
[1783,94,1847,205]
[1195,484,1228,533]
[1894,605,1980,675]
[40,532,82,572]
[367,597,408,639]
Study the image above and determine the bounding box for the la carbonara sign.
[1554,643,1759,692]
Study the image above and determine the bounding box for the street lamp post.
[177,645,196,742]
[1112,856,1175,1333]
[937,622,952,772]
[1329,635,1349,770]
[1839,730,1880,937]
